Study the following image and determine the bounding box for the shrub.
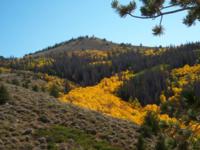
[160,101,177,117]
[49,84,60,98]
[22,82,29,89]
[140,111,160,137]
[187,109,197,120]
[174,129,191,150]
[182,89,195,105]
[0,84,10,105]
[182,80,200,107]
[32,85,39,92]
[23,80,32,89]
[155,135,167,150]
[165,137,177,149]
[129,97,142,108]
[41,86,46,92]
[11,79,20,86]
[192,138,200,150]
[38,115,50,123]
[6,80,10,84]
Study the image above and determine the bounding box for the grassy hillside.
[0,74,143,150]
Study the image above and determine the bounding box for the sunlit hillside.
[1,0,200,149]
[161,64,200,136]
[60,71,144,124]
[60,71,177,126]
[58,65,200,150]
[1,38,200,149]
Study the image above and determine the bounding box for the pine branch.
[127,6,194,19]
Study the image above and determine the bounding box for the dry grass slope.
[0,74,147,150]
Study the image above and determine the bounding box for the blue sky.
[0,0,200,57]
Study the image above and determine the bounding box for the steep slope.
[160,64,200,134]
[0,73,145,150]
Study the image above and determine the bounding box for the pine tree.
[112,0,200,35]
[155,135,167,150]
[136,135,145,150]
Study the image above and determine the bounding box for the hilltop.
[27,36,138,57]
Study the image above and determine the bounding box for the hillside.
[1,0,200,149]
[60,70,177,125]
[1,40,200,149]
[27,36,134,57]
[2,40,199,87]
[1,65,200,149]
[0,72,144,150]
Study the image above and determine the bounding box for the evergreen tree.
[112,0,200,35]
[136,135,145,150]
[155,135,167,150]
[141,111,160,137]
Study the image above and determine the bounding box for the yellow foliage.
[0,67,11,74]
[60,66,200,136]
[168,64,200,103]
[172,87,182,95]
[172,64,200,77]
[35,58,52,68]
[171,64,200,89]
[166,64,200,136]
[61,87,146,125]
[25,57,53,69]
[159,114,178,124]
[60,71,147,125]
[143,104,160,113]
[60,70,182,127]
[89,60,112,66]
[72,50,108,59]
[189,122,200,137]
[98,71,134,93]
[142,48,166,56]
[160,93,167,103]
[37,73,77,94]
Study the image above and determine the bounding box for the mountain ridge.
[25,36,154,58]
